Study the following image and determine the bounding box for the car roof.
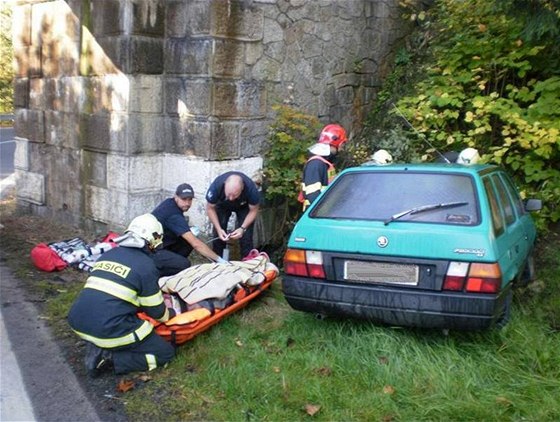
[354,162,497,176]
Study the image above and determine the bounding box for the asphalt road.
[0,127,15,178]
[0,261,104,421]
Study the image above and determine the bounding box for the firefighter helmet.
[457,148,480,165]
[126,214,163,250]
[318,124,348,149]
[371,149,393,165]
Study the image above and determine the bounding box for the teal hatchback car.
[283,163,541,330]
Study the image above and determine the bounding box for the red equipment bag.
[30,243,68,272]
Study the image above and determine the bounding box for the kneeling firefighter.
[68,214,176,377]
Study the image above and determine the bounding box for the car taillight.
[443,262,502,293]
[283,249,326,279]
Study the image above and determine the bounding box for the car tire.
[515,253,536,289]
[495,289,512,329]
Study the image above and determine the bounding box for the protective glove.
[216,257,231,265]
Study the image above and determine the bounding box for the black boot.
[84,342,113,378]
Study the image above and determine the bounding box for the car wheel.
[515,253,536,288]
[495,289,512,329]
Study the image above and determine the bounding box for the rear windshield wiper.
[384,201,469,225]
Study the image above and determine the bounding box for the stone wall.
[12,0,407,235]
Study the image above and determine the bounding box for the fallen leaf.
[137,374,151,382]
[496,396,513,406]
[314,366,332,376]
[382,414,395,422]
[378,356,389,365]
[235,339,244,347]
[273,367,281,373]
[117,379,135,393]
[383,385,395,395]
[304,404,321,416]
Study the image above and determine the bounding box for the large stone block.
[165,117,212,157]
[82,150,107,187]
[80,33,122,76]
[165,78,211,116]
[166,0,211,37]
[14,138,29,171]
[129,75,163,113]
[213,81,267,118]
[90,0,123,37]
[240,119,270,157]
[213,39,245,77]
[164,38,212,75]
[13,78,29,109]
[14,109,45,143]
[86,185,129,225]
[209,120,241,160]
[127,192,164,222]
[42,37,80,78]
[107,154,162,192]
[127,114,165,154]
[16,170,45,205]
[45,111,81,149]
[57,77,87,113]
[79,75,130,114]
[131,0,165,36]
[130,37,164,74]
[80,113,127,154]
[211,0,264,41]
[30,78,66,110]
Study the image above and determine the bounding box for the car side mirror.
[525,199,542,212]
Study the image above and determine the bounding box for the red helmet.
[318,124,348,149]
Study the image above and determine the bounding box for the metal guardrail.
[0,114,15,122]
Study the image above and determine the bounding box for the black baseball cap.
[175,183,195,199]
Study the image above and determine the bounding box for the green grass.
[123,252,560,421]
[2,205,558,421]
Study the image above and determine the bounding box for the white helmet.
[126,214,163,250]
[457,148,480,165]
[371,149,393,165]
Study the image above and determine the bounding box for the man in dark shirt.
[152,183,225,276]
[205,172,261,259]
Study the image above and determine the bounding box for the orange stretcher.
[139,267,278,346]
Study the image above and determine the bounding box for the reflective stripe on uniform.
[138,290,165,308]
[146,354,157,371]
[303,181,323,195]
[85,276,140,306]
[85,276,165,309]
[156,307,170,323]
[72,320,153,348]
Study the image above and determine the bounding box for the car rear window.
[310,171,480,225]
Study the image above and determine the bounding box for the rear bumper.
[282,276,509,330]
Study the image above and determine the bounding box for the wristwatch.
[240,226,246,232]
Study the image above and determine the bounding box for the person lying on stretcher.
[158,252,276,316]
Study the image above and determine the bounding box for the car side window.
[483,177,505,236]
[501,173,526,217]
[491,174,515,226]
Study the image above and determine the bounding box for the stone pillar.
[12,0,407,233]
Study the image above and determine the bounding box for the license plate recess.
[344,261,419,285]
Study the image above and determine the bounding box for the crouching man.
[68,214,176,377]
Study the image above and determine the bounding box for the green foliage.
[262,105,321,201]
[393,0,560,230]
[0,3,13,114]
